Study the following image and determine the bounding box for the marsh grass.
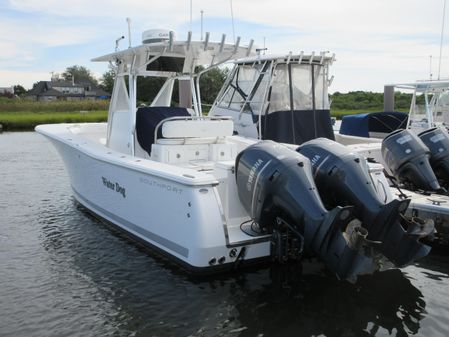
[0,99,109,112]
[0,99,109,131]
[0,97,405,131]
[0,111,108,131]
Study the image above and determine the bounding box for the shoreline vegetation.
[0,108,375,132]
[0,100,109,131]
[0,107,398,132]
[0,92,411,131]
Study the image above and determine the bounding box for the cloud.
[1,0,448,91]
[0,70,51,88]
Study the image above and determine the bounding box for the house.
[0,86,14,96]
[27,78,110,101]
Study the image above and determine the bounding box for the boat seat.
[135,106,191,155]
[150,118,236,165]
[157,119,234,145]
[151,141,238,165]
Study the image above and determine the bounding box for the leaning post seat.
[136,106,191,155]
[136,106,236,164]
[159,118,234,142]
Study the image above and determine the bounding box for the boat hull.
[37,124,270,273]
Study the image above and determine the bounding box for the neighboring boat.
[36,31,432,282]
[338,80,449,140]
[339,111,408,139]
[209,53,449,246]
[210,52,337,144]
[338,81,449,246]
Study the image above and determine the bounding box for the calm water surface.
[0,132,448,337]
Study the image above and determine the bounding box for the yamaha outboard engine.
[297,138,431,266]
[381,129,440,191]
[419,127,449,189]
[235,140,375,281]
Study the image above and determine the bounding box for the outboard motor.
[297,138,431,267]
[381,129,440,191]
[418,127,449,189]
[235,140,375,281]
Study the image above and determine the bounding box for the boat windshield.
[408,92,430,128]
[269,63,329,112]
[216,59,330,116]
[434,90,449,124]
[409,88,449,129]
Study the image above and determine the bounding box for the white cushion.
[161,119,234,139]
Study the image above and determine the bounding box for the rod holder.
[168,31,174,52]
[298,51,304,64]
[219,34,226,53]
[204,32,210,51]
[234,36,241,53]
[246,39,254,56]
[309,51,315,64]
[186,31,192,50]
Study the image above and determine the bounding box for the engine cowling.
[381,129,440,191]
[235,140,375,281]
[418,127,449,189]
[297,137,431,266]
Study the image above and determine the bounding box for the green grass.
[0,111,108,131]
[0,99,110,131]
[0,100,407,131]
[0,98,109,112]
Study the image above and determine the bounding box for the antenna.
[126,17,132,48]
[190,0,193,31]
[438,0,447,80]
[200,10,204,41]
[430,55,433,80]
[230,0,236,43]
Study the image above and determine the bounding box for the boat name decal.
[139,177,183,194]
[247,159,264,191]
[102,177,126,198]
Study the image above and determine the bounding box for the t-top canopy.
[92,33,255,76]
[387,80,449,92]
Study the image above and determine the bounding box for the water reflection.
[37,200,427,337]
[231,265,425,337]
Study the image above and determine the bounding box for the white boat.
[36,30,268,274]
[336,80,449,245]
[337,80,449,140]
[36,31,432,282]
[209,53,448,246]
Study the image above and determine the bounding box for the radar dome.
[142,29,175,44]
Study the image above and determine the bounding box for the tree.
[136,76,166,103]
[100,69,115,94]
[62,65,98,85]
[199,66,229,104]
[13,85,27,97]
[98,65,229,105]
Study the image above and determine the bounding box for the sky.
[0,0,447,93]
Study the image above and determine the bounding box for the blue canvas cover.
[261,109,335,145]
[339,111,408,137]
[136,106,191,154]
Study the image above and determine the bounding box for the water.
[0,132,448,337]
